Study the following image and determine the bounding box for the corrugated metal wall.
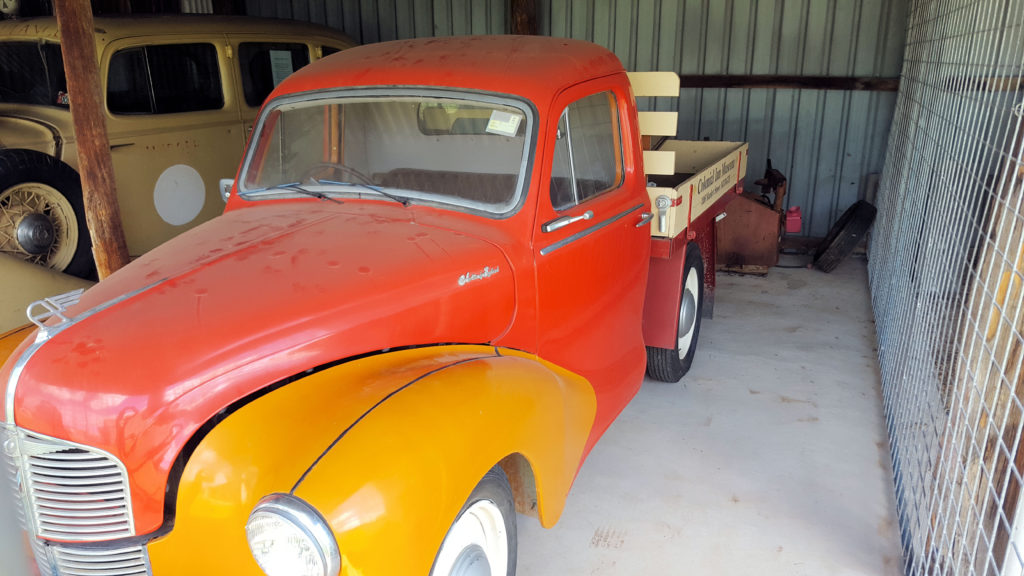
[244,0,507,42]
[539,0,908,237]
[246,0,907,237]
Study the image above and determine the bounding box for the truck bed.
[644,139,748,239]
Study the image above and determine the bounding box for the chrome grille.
[16,430,134,542]
[3,426,55,575]
[51,545,150,576]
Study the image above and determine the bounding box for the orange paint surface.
[147,346,595,574]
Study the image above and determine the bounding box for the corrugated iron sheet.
[245,0,907,236]
[539,0,907,237]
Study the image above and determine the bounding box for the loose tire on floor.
[0,149,93,278]
[813,200,877,273]
[647,242,705,383]
[431,466,517,576]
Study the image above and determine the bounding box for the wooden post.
[510,0,536,35]
[54,0,130,279]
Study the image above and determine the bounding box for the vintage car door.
[102,36,242,257]
[533,81,652,447]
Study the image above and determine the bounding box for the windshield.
[239,90,534,214]
[0,42,68,107]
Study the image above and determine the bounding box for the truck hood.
[5,201,515,533]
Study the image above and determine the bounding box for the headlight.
[246,493,340,576]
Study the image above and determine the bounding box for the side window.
[238,42,310,107]
[107,43,222,115]
[549,91,623,211]
[320,45,343,58]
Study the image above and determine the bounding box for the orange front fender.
[146,345,595,575]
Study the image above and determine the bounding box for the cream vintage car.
[0,15,355,277]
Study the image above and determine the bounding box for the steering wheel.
[300,162,377,186]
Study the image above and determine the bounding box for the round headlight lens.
[246,493,340,576]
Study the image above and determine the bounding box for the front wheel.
[0,149,93,278]
[647,242,705,382]
[431,466,517,576]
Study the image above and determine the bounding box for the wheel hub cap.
[679,288,697,338]
[16,213,56,255]
[450,544,491,576]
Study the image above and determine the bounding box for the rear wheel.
[431,466,517,576]
[647,242,705,382]
[0,150,92,278]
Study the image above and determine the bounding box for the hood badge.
[27,288,85,338]
[458,266,500,287]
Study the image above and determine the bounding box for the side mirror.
[219,178,234,202]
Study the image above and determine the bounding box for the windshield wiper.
[238,182,343,205]
[314,179,410,207]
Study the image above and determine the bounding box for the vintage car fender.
[0,324,34,366]
[147,345,596,574]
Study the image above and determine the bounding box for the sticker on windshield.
[486,111,522,137]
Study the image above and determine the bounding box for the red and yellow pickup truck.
[1,35,745,576]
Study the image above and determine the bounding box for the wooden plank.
[627,71,680,97]
[54,0,129,279]
[637,111,678,137]
[643,150,676,175]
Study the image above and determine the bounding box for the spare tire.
[0,149,94,278]
[813,200,877,273]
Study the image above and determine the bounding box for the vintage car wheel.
[0,149,93,278]
[646,242,704,382]
[431,466,517,576]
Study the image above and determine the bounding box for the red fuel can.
[785,206,802,234]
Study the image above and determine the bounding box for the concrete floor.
[0,258,902,575]
[518,257,903,575]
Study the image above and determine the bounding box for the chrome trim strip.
[539,203,645,256]
[4,280,166,424]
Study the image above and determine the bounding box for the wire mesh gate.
[870,0,1024,574]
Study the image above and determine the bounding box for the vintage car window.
[321,46,343,57]
[238,42,311,107]
[107,43,223,115]
[550,91,623,211]
[240,90,533,215]
[0,42,68,107]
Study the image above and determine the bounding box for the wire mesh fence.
[870,0,1024,574]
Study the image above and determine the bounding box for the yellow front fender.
[146,345,595,575]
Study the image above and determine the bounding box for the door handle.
[542,210,593,233]
[636,212,654,227]
[110,142,135,150]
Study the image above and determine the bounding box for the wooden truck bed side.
[627,72,748,241]
[630,71,748,350]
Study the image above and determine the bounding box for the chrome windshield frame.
[236,86,538,219]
